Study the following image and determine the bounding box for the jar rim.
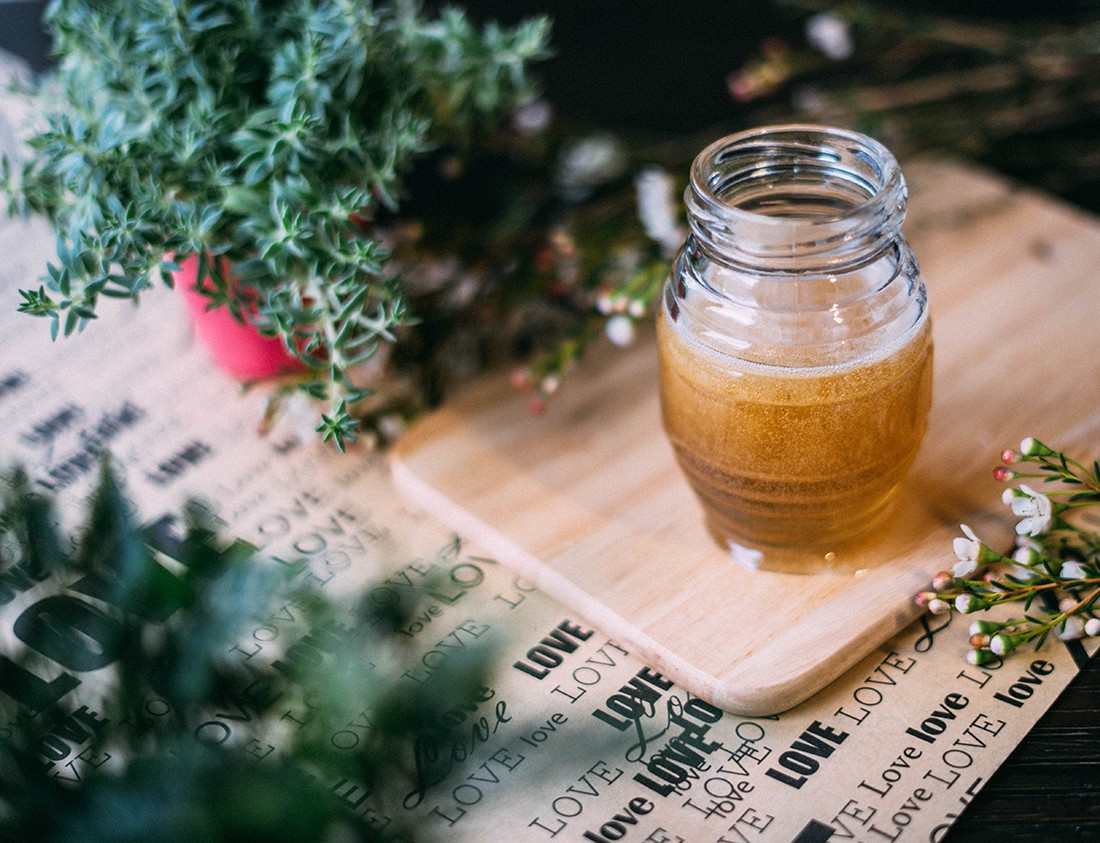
[686,124,907,270]
[690,123,903,225]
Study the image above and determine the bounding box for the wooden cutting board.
[391,159,1100,715]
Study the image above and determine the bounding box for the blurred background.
[2,0,1098,210]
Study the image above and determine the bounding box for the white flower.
[1085,618,1100,637]
[928,598,951,616]
[557,133,629,201]
[952,524,983,577]
[1058,615,1085,641]
[635,167,685,256]
[955,594,985,614]
[805,13,854,61]
[990,633,1018,656]
[967,649,994,666]
[1060,560,1088,580]
[376,413,406,443]
[1006,485,1053,536]
[1012,539,1041,566]
[791,85,827,114]
[1019,437,1052,457]
[1008,544,1041,580]
[605,314,636,348]
[512,98,552,136]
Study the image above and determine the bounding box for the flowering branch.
[916,438,1100,663]
[727,2,1100,203]
[506,162,674,412]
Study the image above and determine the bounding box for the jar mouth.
[686,124,906,270]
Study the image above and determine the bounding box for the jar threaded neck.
[685,125,906,272]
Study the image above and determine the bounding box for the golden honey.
[658,306,932,549]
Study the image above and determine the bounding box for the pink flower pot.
[175,255,304,381]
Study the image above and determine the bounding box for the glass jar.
[657,125,933,561]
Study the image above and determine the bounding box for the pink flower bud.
[993,466,1015,482]
[1001,448,1021,465]
[931,571,955,592]
[510,369,533,391]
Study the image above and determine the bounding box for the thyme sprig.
[2,0,549,449]
[917,438,1100,663]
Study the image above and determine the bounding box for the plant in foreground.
[0,461,494,841]
[916,438,1100,664]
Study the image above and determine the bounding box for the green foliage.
[4,0,549,448]
[0,462,496,841]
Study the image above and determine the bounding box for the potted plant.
[2,0,549,449]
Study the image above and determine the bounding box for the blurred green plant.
[416,1,1100,415]
[0,461,495,841]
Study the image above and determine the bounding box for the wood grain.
[392,159,1100,715]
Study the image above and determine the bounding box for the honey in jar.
[657,125,932,560]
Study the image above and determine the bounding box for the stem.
[306,274,347,414]
[982,576,1100,608]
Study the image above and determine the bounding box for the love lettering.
[764,720,849,790]
[512,619,595,679]
[582,797,654,842]
[903,692,969,744]
[992,659,1055,708]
